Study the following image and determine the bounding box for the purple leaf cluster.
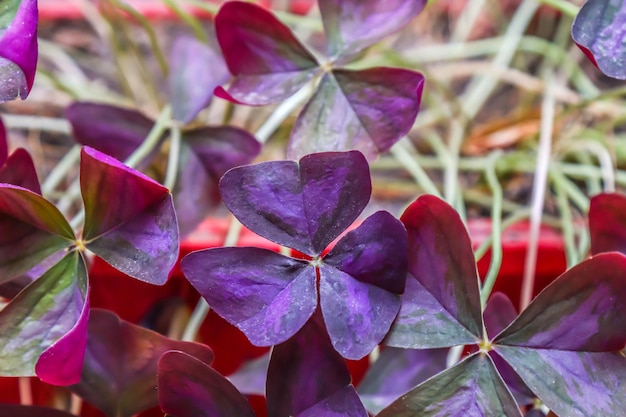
[214,0,426,160]
[182,150,408,360]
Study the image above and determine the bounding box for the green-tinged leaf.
[0,184,74,283]
[377,353,522,417]
[0,252,88,378]
[496,346,626,417]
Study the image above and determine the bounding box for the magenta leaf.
[494,253,626,351]
[377,353,522,417]
[214,1,319,105]
[0,117,7,164]
[588,192,626,255]
[182,247,317,346]
[70,309,214,417]
[175,126,260,237]
[297,385,368,417]
[0,0,38,101]
[267,313,352,417]
[80,147,179,284]
[572,0,626,79]
[385,195,484,348]
[0,252,88,384]
[219,151,371,256]
[0,405,77,417]
[495,346,626,417]
[66,102,156,161]
[357,347,449,414]
[0,184,74,283]
[319,0,427,61]
[169,36,230,123]
[0,148,41,193]
[288,68,424,160]
[158,350,256,417]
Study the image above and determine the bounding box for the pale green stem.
[480,152,504,308]
[390,140,441,197]
[549,168,590,213]
[520,70,556,310]
[164,124,182,191]
[444,119,465,207]
[554,177,578,268]
[474,209,531,261]
[42,145,81,197]
[2,114,72,134]
[559,141,616,193]
[451,0,487,42]
[538,0,580,16]
[125,106,172,167]
[162,0,208,43]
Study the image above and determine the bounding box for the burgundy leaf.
[219,151,371,256]
[66,102,155,161]
[494,253,626,351]
[182,247,317,346]
[572,0,626,79]
[0,0,38,101]
[214,1,319,105]
[80,147,179,285]
[288,68,424,160]
[175,126,260,237]
[0,184,74,283]
[496,346,626,417]
[267,313,351,417]
[0,148,41,193]
[357,347,448,414]
[158,350,256,417]
[0,252,88,384]
[319,0,427,61]
[399,195,484,339]
[319,264,401,359]
[0,405,77,417]
[70,309,214,417]
[297,385,368,417]
[588,192,626,255]
[377,353,522,417]
[0,117,7,164]
[169,36,230,123]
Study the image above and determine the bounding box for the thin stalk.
[125,106,172,167]
[2,115,72,134]
[390,140,441,197]
[451,0,487,42]
[538,0,580,16]
[549,168,590,213]
[560,141,616,193]
[42,145,81,197]
[444,119,465,207]
[480,152,504,308]
[520,71,556,310]
[474,209,531,261]
[162,0,208,43]
[164,124,182,191]
[554,177,579,268]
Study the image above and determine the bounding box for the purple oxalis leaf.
[158,350,256,417]
[588,192,626,255]
[175,126,260,237]
[288,68,424,160]
[0,148,41,194]
[214,1,319,105]
[80,146,179,285]
[267,312,352,417]
[377,353,522,417]
[0,0,38,101]
[70,309,214,417]
[169,36,230,123]
[182,247,317,346]
[494,252,626,351]
[0,405,77,417]
[572,0,626,80]
[495,346,626,417]
[357,347,449,414]
[319,0,427,61]
[385,195,484,348]
[0,117,6,164]
[0,184,74,283]
[0,252,88,385]
[66,102,156,161]
[227,351,270,396]
[219,151,371,256]
[297,385,368,417]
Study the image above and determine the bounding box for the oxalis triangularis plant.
[1,1,626,417]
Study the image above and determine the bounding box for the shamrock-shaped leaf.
[214,1,425,159]
[377,353,522,417]
[70,309,214,417]
[80,146,179,284]
[182,151,407,359]
[0,0,38,101]
[588,192,626,255]
[0,251,89,385]
[169,36,231,123]
[266,313,351,417]
[297,385,368,417]
[319,0,427,61]
[158,350,256,417]
[572,0,626,79]
[288,69,424,159]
